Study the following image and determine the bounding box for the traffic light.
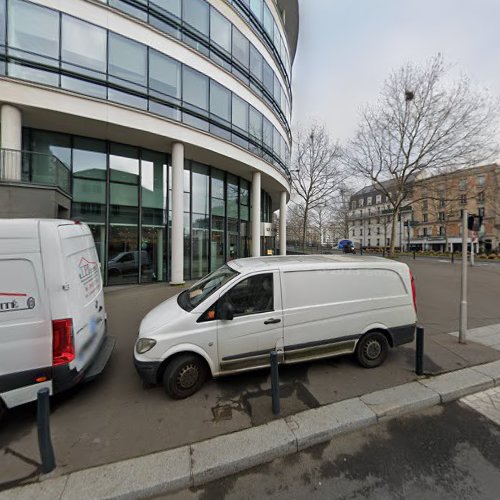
[467,214,483,231]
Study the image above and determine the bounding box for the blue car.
[338,239,356,254]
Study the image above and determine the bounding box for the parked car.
[107,251,151,277]
[134,255,417,399]
[0,219,115,420]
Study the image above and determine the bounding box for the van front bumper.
[134,358,161,385]
[53,335,116,393]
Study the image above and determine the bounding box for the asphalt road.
[1,258,500,488]
[161,399,500,500]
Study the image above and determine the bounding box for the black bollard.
[382,248,385,257]
[451,251,454,264]
[37,388,56,474]
[270,350,280,415]
[413,250,416,260]
[415,326,424,376]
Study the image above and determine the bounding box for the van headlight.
[136,338,157,354]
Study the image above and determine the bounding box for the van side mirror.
[220,302,234,321]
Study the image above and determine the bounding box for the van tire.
[163,354,208,399]
[356,331,389,368]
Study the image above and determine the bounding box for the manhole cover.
[212,405,233,421]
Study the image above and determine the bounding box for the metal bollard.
[382,248,385,257]
[37,388,56,474]
[413,250,416,260]
[415,326,424,376]
[360,246,363,255]
[451,252,454,263]
[270,350,280,415]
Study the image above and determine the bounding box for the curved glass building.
[0,0,299,284]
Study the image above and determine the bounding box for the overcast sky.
[291,0,500,143]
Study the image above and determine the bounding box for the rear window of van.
[59,225,102,302]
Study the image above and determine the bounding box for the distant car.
[108,251,151,277]
[339,240,356,254]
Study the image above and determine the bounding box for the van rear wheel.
[163,354,208,399]
[356,331,389,368]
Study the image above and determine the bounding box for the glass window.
[27,130,71,187]
[141,150,168,283]
[232,27,249,70]
[263,116,273,151]
[7,0,60,85]
[210,80,231,121]
[227,174,239,219]
[232,95,248,132]
[182,0,209,55]
[109,0,147,21]
[150,0,181,18]
[61,15,107,97]
[149,50,181,98]
[108,33,147,108]
[108,33,147,87]
[263,60,274,98]
[210,80,231,140]
[0,0,6,71]
[110,143,139,184]
[73,137,106,180]
[149,50,181,120]
[250,0,263,22]
[182,66,209,130]
[249,44,263,83]
[263,4,273,38]
[220,273,274,316]
[210,8,231,70]
[273,74,281,102]
[191,162,210,214]
[150,0,181,37]
[249,106,262,140]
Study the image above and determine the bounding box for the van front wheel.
[163,354,208,399]
[356,332,389,368]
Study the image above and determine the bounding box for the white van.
[134,255,417,399]
[0,219,114,418]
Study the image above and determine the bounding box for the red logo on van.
[78,257,98,279]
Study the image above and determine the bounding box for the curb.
[3,359,500,500]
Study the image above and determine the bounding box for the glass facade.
[93,0,291,129]
[0,0,290,177]
[22,128,275,285]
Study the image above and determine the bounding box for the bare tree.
[345,54,499,256]
[291,124,344,251]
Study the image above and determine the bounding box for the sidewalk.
[2,323,500,500]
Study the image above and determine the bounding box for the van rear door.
[58,223,106,373]
[0,252,52,407]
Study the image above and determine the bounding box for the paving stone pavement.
[449,325,500,350]
[461,387,500,426]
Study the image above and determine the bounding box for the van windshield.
[178,265,239,311]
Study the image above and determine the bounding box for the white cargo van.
[134,255,417,399]
[0,219,114,418]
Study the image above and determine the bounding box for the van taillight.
[52,319,75,366]
[410,271,417,312]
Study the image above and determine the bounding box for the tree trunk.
[389,208,399,257]
[301,207,309,253]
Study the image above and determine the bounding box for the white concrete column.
[1,104,22,180]
[251,171,261,257]
[279,191,287,256]
[170,142,185,284]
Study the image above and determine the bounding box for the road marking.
[461,387,500,426]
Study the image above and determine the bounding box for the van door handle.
[264,318,281,325]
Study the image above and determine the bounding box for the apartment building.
[348,164,500,252]
[348,179,414,250]
[411,164,499,252]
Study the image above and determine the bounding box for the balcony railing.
[0,148,71,195]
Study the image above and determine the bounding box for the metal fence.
[0,148,71,195]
